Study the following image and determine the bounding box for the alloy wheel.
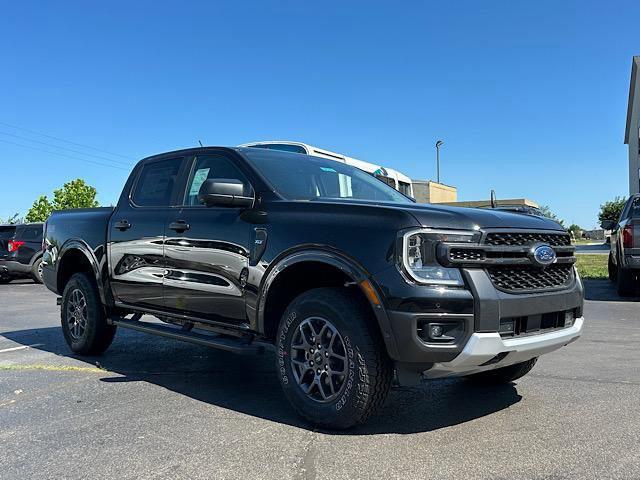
[66,288,88,340]
[289,316,348,403]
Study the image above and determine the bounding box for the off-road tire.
[31,257,43,283]
[276,287,392,429]
[466,358,538,384]
[608,253,617,282]
[61,272,116,355]
[616,267,636,297]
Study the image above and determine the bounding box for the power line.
[0,130,133,167]
[0,138,131,171]
[0,120,135,161]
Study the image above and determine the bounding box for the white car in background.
[239,141,414,197]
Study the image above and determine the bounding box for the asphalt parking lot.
[1,280,639,480]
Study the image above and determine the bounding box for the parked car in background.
[240,140,414,197]
[42,146,583,429]
[0,222,44,283]
[604,194,640,295]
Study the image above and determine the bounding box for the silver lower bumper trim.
[423,317,584,379]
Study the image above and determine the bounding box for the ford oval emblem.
[532,244,556,267]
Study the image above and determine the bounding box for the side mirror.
[601,219,615,230]
[197,178,254,209]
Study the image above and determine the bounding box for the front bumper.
[376,265,584,379]
[424,317,583,378]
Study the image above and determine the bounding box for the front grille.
[486,264,574,292]
[484,232,571,247]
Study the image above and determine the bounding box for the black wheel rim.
[66,288,87,340]
[289,316,348,403]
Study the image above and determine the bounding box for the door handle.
[169,220,190,232]
[114,220,131,231]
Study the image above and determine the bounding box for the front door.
[163,153,253,325]
[108,156,184,309]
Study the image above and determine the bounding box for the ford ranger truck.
[42,146,584,429]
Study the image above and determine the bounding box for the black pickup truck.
[42,146,584,428]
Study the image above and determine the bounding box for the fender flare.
[256,248,400,359]
[57,239,108,305]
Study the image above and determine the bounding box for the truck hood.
[396,202,564,231]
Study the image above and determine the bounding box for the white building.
[625,56,640,194]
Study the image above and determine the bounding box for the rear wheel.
[61,272,116,355]
[608,253,617,282]
[31,257,43,283]
[276,287,392,429]
[466,358,538,384]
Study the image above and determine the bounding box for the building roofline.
[625,56,640,145]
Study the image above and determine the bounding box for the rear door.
[108,156,186,309]
[163,152,254,324]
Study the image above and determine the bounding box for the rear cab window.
[131,158,183,207]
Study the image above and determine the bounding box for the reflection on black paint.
[164,270,231,287]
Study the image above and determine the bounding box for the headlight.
[402,229,480,286]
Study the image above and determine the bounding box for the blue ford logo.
[532,244,556,267]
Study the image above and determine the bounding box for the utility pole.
[435,140,444,183]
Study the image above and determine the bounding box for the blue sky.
[1,1,638,228]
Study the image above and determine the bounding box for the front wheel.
[276,288,392,429]
[61,272,116,355]
[466,358,538,384]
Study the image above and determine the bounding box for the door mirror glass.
[601,219,616,230]
[197,178,254,208]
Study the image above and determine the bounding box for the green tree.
[51,179,99,211]
[539,205,565,227]
[25,179,99,222]
[598,196,626,227]
[25,196,53,222]
[567,223,582,238]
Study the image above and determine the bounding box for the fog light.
[429,324,443,338]
[564,311,575,328]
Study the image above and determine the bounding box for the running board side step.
[112,318,265,355]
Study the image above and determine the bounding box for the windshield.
[242,149,412,204]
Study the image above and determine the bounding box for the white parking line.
[0,344,44,354]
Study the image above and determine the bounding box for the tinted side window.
[184,155,251,206]
[19,226,42,240]
[620,198,633,222]
[132,158,182,207]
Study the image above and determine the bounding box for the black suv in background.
[0,223,44,283]
[604,194,640,295]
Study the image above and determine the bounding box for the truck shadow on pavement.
[583,279,640,302]
[3,326,522,435]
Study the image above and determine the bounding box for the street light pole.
[435,140,444,183]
